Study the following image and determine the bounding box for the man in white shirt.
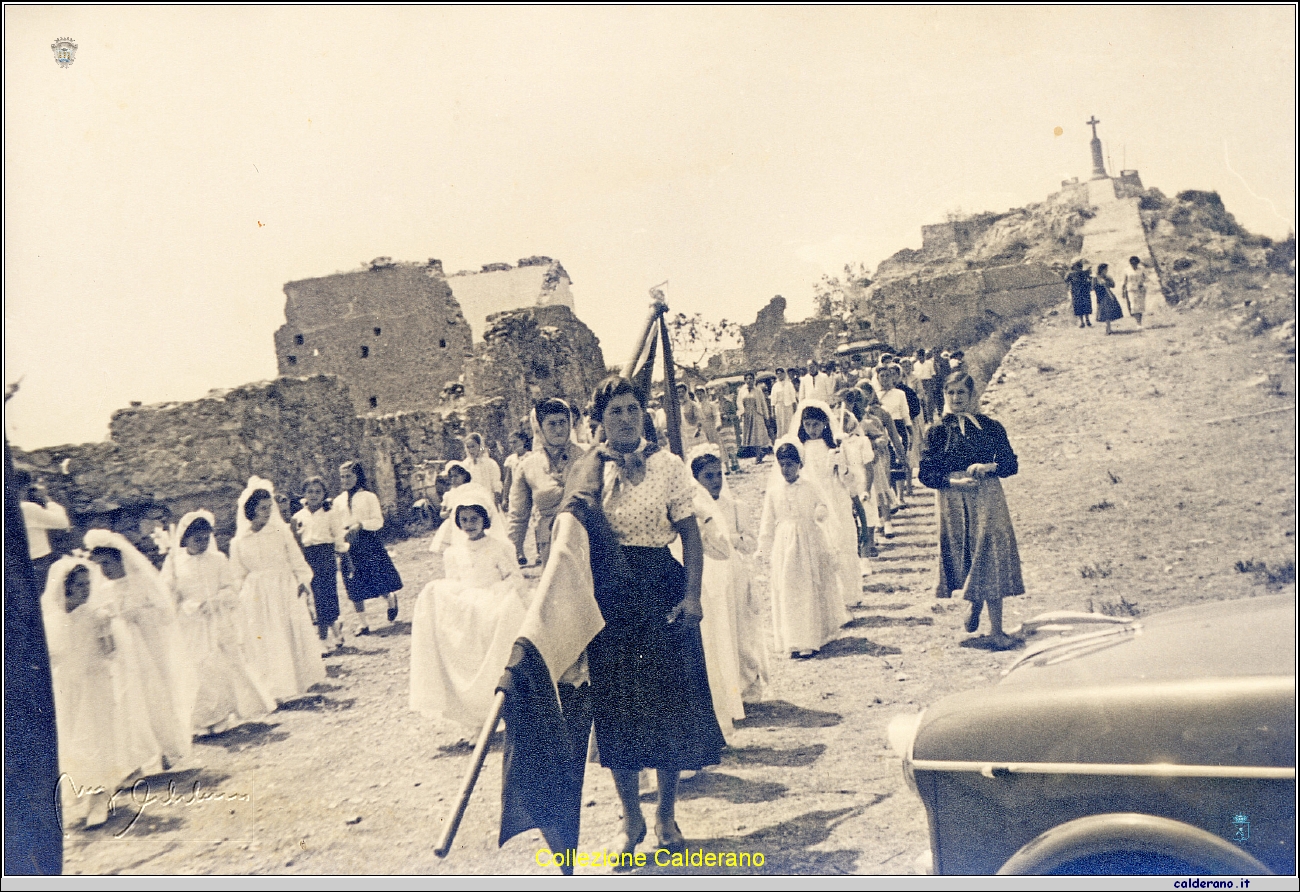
[914,349,937,422]
[798,359,836,404]
[17,472,70,587]
[1122,255,1150,326]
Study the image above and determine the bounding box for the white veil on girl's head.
[83,527,177,617]
[442,483,495,519]
[767,435,806,487]
[40,554,98,618]
[173,510,218,556]
[790,398,845,444]
[443,459,473,484]
[430,476,509,553]
[235,476,287,539]
[687,442,733,497]
[164,508,218,580]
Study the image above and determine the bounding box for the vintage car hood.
[912,596,1296,767]
[1001,594,1295,686]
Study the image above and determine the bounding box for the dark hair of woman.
[591,375,643,423]
[690,452,722,478]
[775,442,802,465]
[535,398,571,423]
[454,503,491,530]
[180,517,213,547]
[64,564,89,589]
[88,545,122,563]
[797,405,839,449]
[341,460,369,494]
[839,387,865,420]
[244,488,273,520]
[510,429,533,450]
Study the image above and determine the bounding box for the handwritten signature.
[57,773,251,837]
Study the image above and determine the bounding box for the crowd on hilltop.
[21,340,1025,849]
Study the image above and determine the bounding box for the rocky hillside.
[1140,188,1295,345]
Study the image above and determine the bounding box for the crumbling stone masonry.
[13,375,364,557]
[274,261,473,418]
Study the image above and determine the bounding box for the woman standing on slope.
[919,372,1025,650]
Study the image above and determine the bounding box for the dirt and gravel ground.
[61,293,1295,876]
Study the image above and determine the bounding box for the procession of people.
[24,335,1031,868]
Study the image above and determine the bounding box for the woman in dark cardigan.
[575,376,723,856]
[918,372,1025,649]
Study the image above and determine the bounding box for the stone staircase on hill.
[1081,178,1156,279]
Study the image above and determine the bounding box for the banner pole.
[433,689,506,858]
[659,311,684,458]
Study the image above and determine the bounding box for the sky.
[5,6,1295,449]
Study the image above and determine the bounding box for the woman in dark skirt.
[337,460,403,636]
[581,376,724,856]
[918,372,1025,650]
[1066,260,1094,327]
[1093,262,1124,334]
[291,476,346,648]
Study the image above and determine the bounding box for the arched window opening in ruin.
[287,355,297,365]
[439,339,446,348]
[369,396,378,409]
[294,334,304,345]
[360,345,370,358]
[374,327,382,336]
[313,348,320,356]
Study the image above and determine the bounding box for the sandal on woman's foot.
[655,820,686,854]
[387,596,399,623]
[608,821,646,866]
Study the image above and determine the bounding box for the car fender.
[996,812,1272,876]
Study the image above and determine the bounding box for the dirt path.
[62,295,1295,876]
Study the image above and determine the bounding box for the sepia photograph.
[4,6,1296,882]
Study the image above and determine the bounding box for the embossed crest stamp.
[51,37,77,68]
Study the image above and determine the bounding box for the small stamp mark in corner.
[51,37,77,68]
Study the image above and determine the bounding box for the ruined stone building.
[733,295,844,370]
[14,254,602,549]
[274,255,576,416]
[446,255,574,341]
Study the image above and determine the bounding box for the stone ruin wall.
[14,305,607,558]
[274,263,474,417]
[14,375,364,559]
[738,296,844,370]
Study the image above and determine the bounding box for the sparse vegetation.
[1088,500,1115,512]
[1086,596,1142,617]
[1235,559,1296,588]
[665,312,743,371]
[1079,561,1114,580]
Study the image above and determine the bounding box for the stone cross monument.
[1087,116,1107,180]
